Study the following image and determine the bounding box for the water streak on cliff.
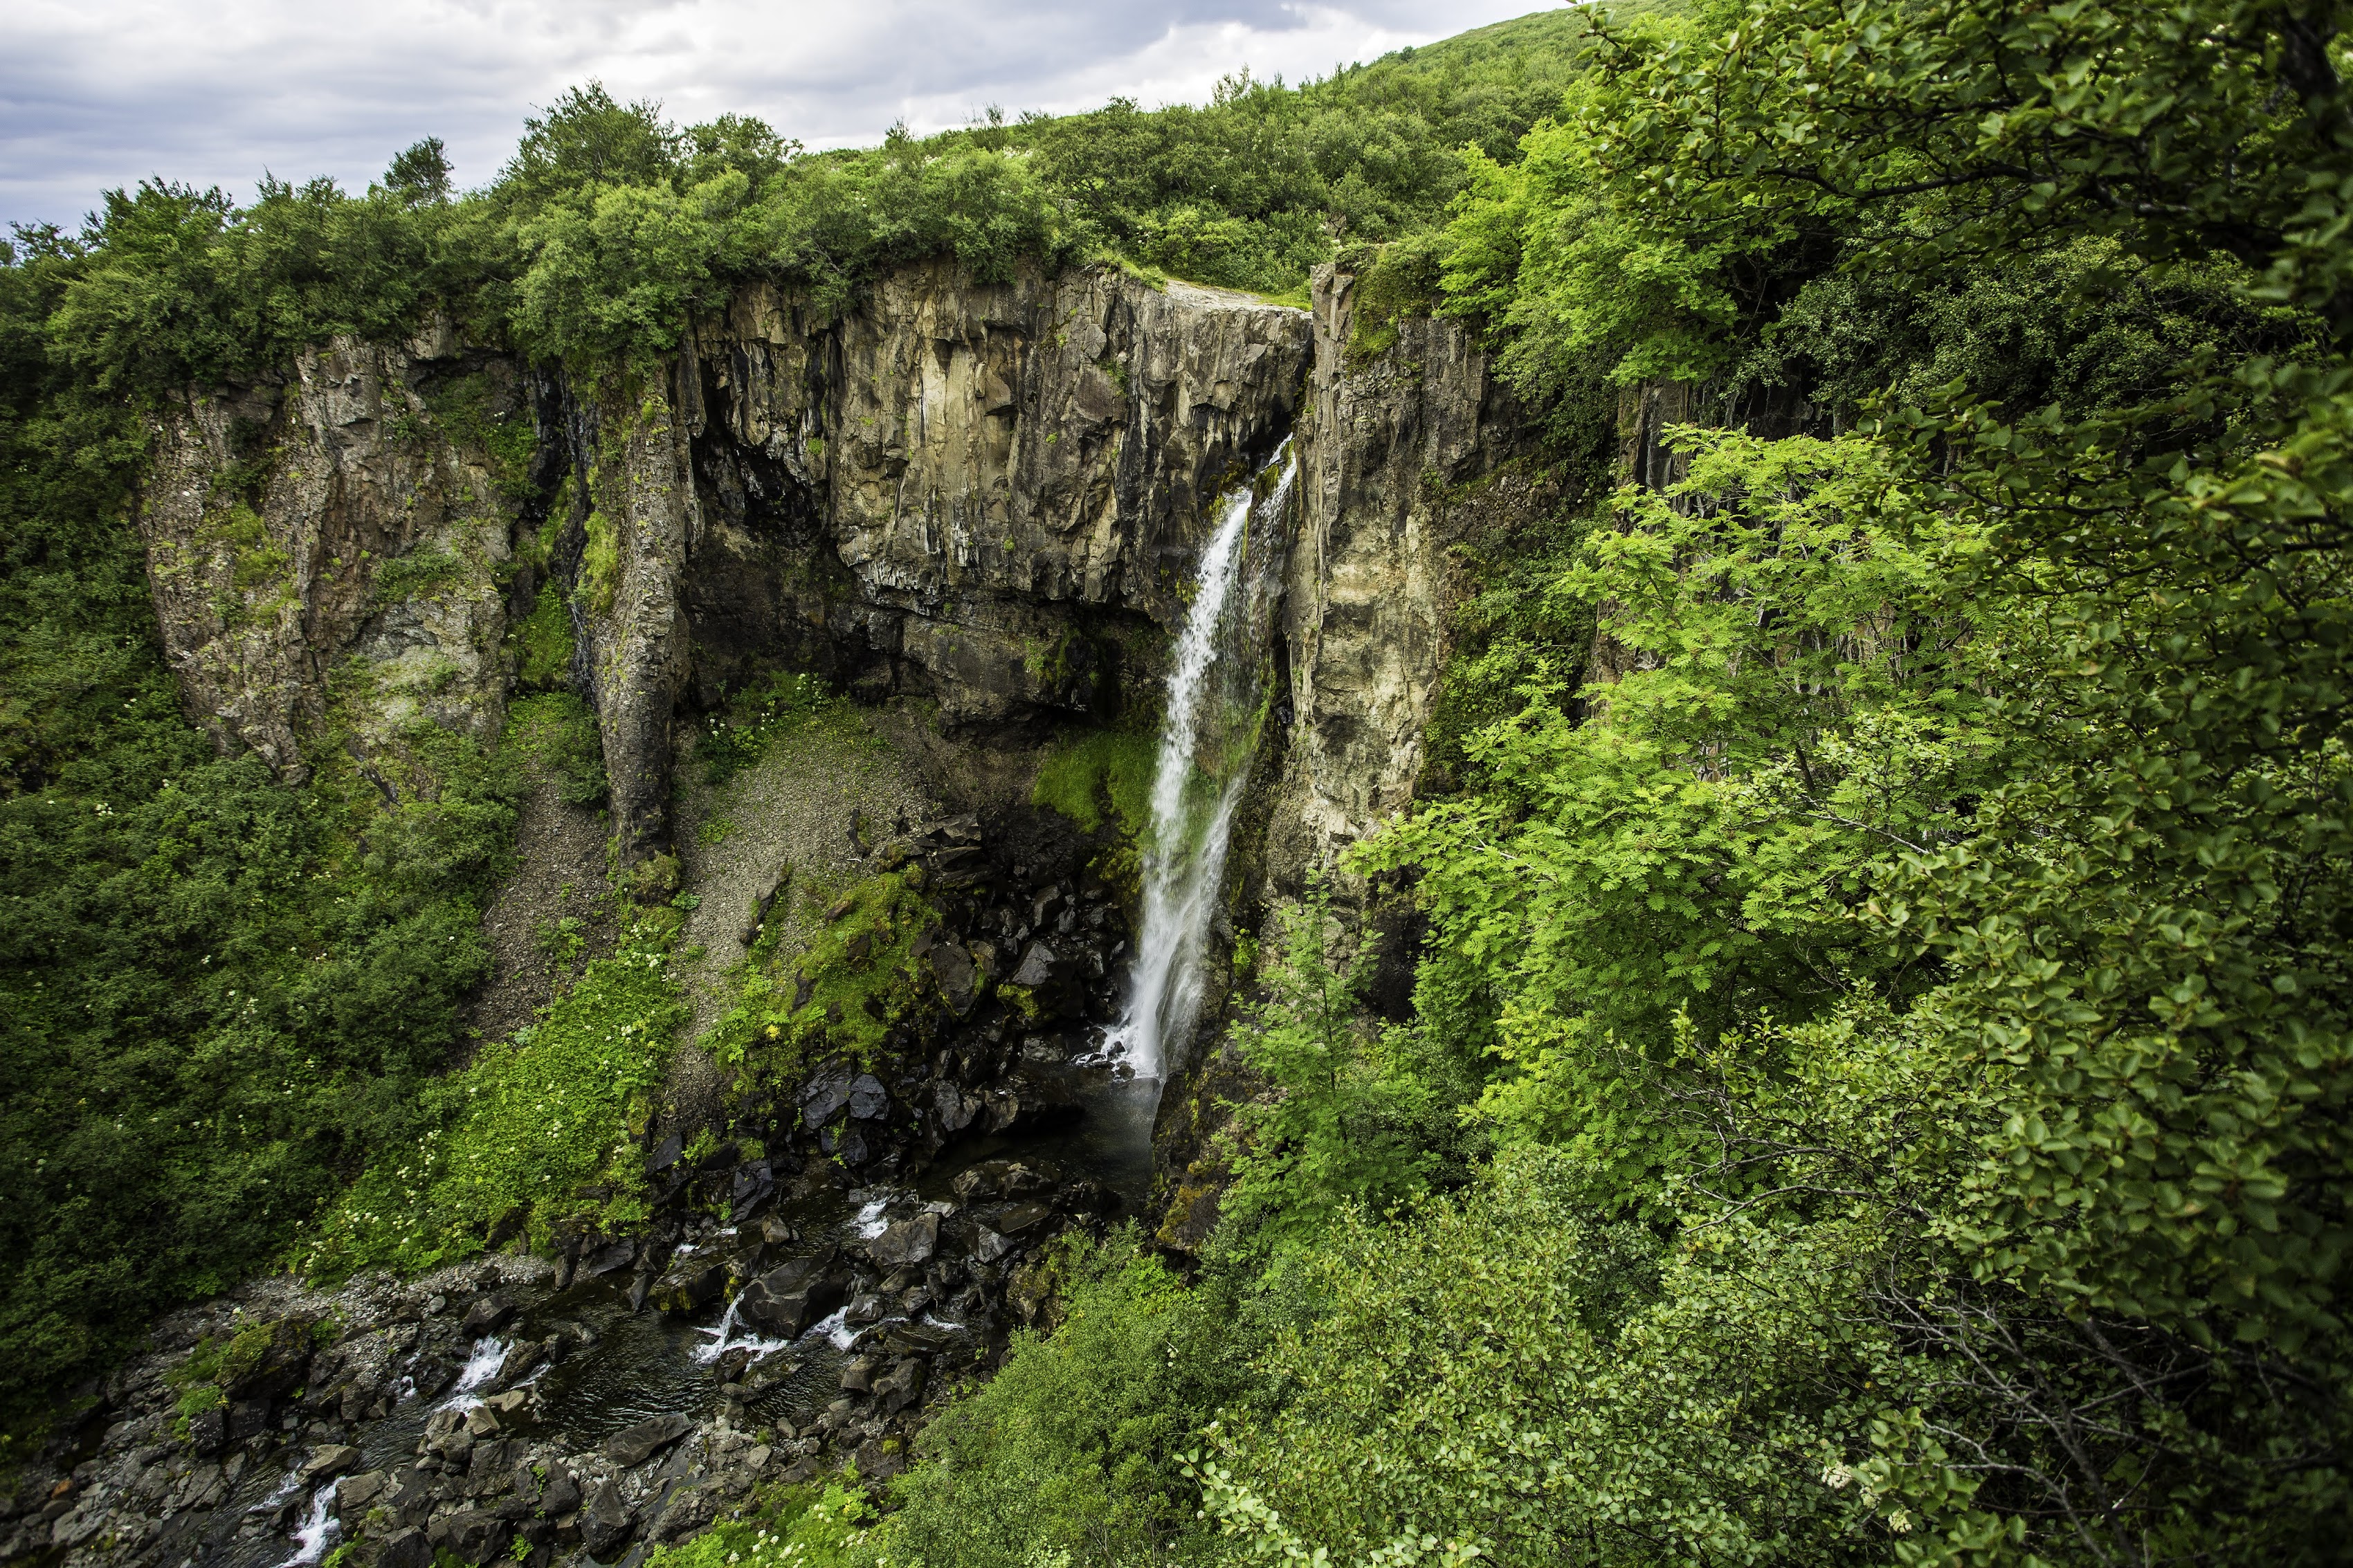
[1109,441,1296,1080]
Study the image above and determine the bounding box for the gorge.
[8,3,2352,1563]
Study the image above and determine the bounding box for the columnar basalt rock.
[1266,262,1532,881]
[138,334,529,786]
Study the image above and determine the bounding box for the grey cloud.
[2,0,1543,232]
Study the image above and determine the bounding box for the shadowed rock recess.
[7,258,1547,1568]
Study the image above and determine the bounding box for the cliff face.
[138,337,534,788]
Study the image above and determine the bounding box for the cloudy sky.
[2,0,1557,232]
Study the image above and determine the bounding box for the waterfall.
[1107,440,1296,1080]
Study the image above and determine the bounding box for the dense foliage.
[872,2,2353,1565]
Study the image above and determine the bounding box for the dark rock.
[459,1295,517,1338]
[222,1317,313,1402]
[185,1406,226,1455]
[868,1212,940,1268]
[932,1079,980,1133]
[650,1261,727,1313]
[428,1510,510,1567]
[736,1252,846,1337]
[581,1239,637,1278]
[626,1273,653,1313]
[649,1134,684,1173]
[852,1440,904,1482]
[847,1074,889,1120]
[837,1356,880,1394]
[844,1293,887,1327]
[409,1358,457,1400]
[953,1160,1057,1204]
[975,1227,1017,1264]
[874,1358,927,1414]
[1010,940,1060,987]
[226,1398,274,1444]
[714,1347,752,1385]
[927,940,980,1014]
[880,1320,966,1356]
[579,1481,634,1558]
[602,1414,691,1468]
[995,1201,1055,1235]
[835,1129,869,1165]
[651,1484,718,1543]
[540,1467,581,1519]
[801,1066,855,1127]
[378,1528,433,1568]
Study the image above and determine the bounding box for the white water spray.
[287,1484,340,1566]
[1107,441,1296,1079]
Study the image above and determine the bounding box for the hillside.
[3,1,2351,1565]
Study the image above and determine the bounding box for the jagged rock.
[868,1213,940,1269]
[736,1253,845,1338]
[847,1074,889,1120]
[874,1358,927,1414]
[458,1295,516,1338]
[378,1527,433,1568]
[953,1160,1057,1205]
[651,1261,727,1313]
[1010,940,1060,987]
[802,1066,855,1127]
[929,941,979,1014]
[580,1240,637,1277]
[335,1470,388,1517]
[650,1484,718,1543]
[428,1508,510,1566]
[602,1413,692,1468]
[579,1480,635,1557]
[540,1467,580,1519]
[302,1443,363,1482]
[844,1293,887,1327]
[838,1356,880,1395]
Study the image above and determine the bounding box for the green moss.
[579,510,620,614]
[1341,230,1446,362]
[1031,728,1156,837]
[642,1482,877,1568]
[370,545,466,610]
[704,868,945,1080]
[419,372,538,504]
[511,579,576,692]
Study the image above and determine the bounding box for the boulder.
[579,1481,635,1558]
[928,942,979,1014]
[377,1529,433,1568]
[848,1074,889,1120]
[579,1239,637,1277]
[868,1212,940,1269]
[995,1201,1055,1235]
[460,1295,517,1338]
[1010,940,1060,987]
[539,1466,581,1519]
[601,1413,691,1468]
[837,1355,880,1395]
[185,1406,226,1455]
[221,1317,313,1402]
[736,1254,846,1338]
[874,1358,927,1414]
[953,1160,1057,1204]
[651,1261,727,1313]
[802,1066,855,1127]
[335,1470,388,1518]
[301,1443,363,1482]
[428,1508,509,1567]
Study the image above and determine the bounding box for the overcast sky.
[2,1,1559,233]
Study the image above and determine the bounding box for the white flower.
[1821,1463,1855,1490]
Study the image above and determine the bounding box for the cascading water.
[1106,440,1296,1080]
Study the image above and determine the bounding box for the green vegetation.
[849,3,2353,1565]
[302,909,683,1277]
[696,669,866,785]
[1029,727,1156,837]
[641,1481,880,1568]
[704,868,941,1081]
[882,1232,1256,1568]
